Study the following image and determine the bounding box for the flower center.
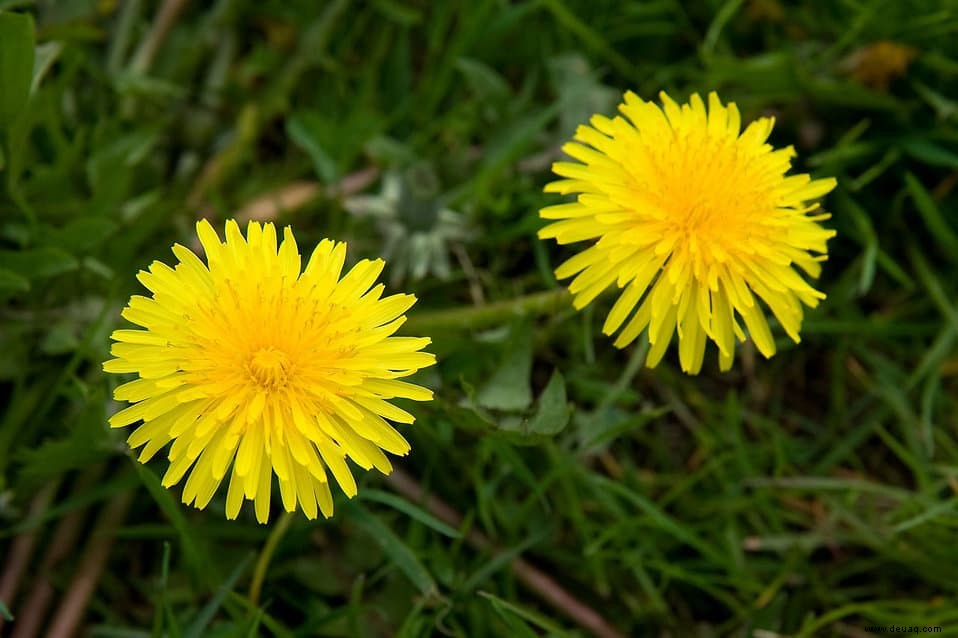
[248,348,291,389]
[651,140,775,263]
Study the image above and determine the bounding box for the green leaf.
[31,40,62,93]
[86,128,160,204]
[436,397,498,435]
[549,52,618,138]
[344,501,439,597]
[485,598,539,638]
[477,322,533,411]
[0,597,12,621]
[0,267,29,293]
[359,489,462,538]
[152,542,175,638]
[905,172,958,257]
[459,529,549,593]
[131,461,216,589]
[39,322,79,354]
[286,110,380,185]
[0,247,78,280]
[183,554,251,638]
[456,57,510,101]
[903,138,958,170]
[912,81,958,121]
[0,10,34,131]
[589,474,732,568]
[40,218,118,254]
[17,389,118,486]
[287,114,338,183]
[479,591,572,637]
[500,369,571,438]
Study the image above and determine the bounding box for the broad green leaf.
[477,322,533,411]
[437,397,498,434]
[0,11,34,131]
[500,369,571,438]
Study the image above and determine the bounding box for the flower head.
[345,164,470,285]
[104,220,435,522]
[539,91,836,373]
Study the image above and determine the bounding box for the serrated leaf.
[490,370,572,445]
[452,370,571,445]
[0,246,78,279]
[476,322,533,411]
[0,11,35,131]
[510,369,571,437]
[437,397,497,434]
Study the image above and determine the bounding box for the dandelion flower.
[539,91,837,373]
[104,220,436,522]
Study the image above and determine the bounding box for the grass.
[2,0,958,636]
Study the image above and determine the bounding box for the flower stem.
[404,288,572,333]
[248,511,295,607]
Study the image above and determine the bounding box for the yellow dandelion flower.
[104,219,436,523]
[539,91,837,374]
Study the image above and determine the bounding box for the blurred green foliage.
[2,0,958,636]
